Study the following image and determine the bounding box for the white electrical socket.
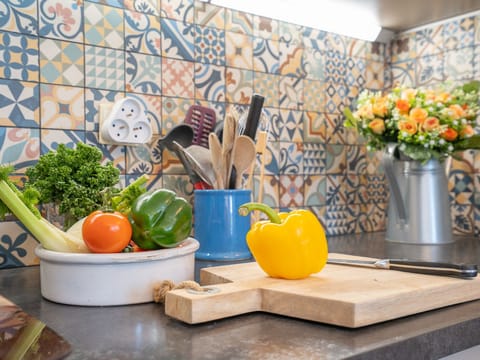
[99,97,153,145]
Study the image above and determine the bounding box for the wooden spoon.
[232,135,256,189]
[209,132,224,189]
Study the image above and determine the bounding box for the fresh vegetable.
[238,202,328,280]
[107,174,149,215]
[24,142,120,229]
[129,189,192,250]
[82,211,132,253]
[0,165,89,253]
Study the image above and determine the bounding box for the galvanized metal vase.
[382,144,453,244]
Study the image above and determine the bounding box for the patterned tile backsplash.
[1,0,479,268]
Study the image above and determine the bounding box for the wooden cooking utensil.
[208,132,224,189]
[222,108,238,189]
[232,135,256,189]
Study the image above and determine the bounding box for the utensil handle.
[243,94,264,140]
[389,260,478,278]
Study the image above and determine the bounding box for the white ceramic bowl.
[34,238,199,306]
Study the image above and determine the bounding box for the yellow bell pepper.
[239,202,328,280]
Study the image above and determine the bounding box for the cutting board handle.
[165,281,262,324]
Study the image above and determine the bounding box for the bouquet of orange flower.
[344,81,480,162]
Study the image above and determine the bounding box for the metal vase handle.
[382,143,407,224]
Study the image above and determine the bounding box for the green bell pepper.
[129,188,192,250]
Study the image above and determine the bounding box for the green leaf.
[343,107,357,128]
[454,135,480,151]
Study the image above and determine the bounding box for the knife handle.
[389,260,478,278]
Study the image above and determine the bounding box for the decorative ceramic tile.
[160,18,194,61]
[84,88,123,131]
[357,203,387,233]
[345,174,368,205]
[162,58,194,99]
[452,204,474,235]
[0,79,40,127]
[348,38,367,58]
[125,0,160,16]
[303,79,323,112]
[40,84,84,130]
[0,127,39,170]
[0,0,37,34]
[136,93,161,135]
[87,0,124,8]
[303,27,327,52]
[160,0,194,23]
[449,169,474,205]
[444,47,474,81]
[346,145,367,174]
[416,24,444,57]
[325,32,348,56]
[303,111,325,143]
[345,56,366,88]
[325,204,357,235]
[364,60,384,90]
[253,72,279,108]
[416,53,445,86]
[279,42,305,77]
[325,144,346,175]
[304,175,326,206]
[194,63,225,102]
[40,129,85,154]
[161,97,193,131]
[0,221,39,268]
[253,38,279,74]
[365,42,385,61]
[253,15,278,40]
[125,52,161,95]
[126,143,156,174]
[39,0,83,42]
[303,47,324,81]
[84,2,123,48]
[276,109,303,142]
[125,10,161,55]
[391,60,415,87]
[225,31,253,70]
[303,142,325,175]
[366,174,387,203]
[225,68,253,104]
[194,25,225,65]
[390,32,416,63]
[443,16,474,50]
[326,175,347,206]
[39,38,83,86]
[0,31,39,81]
[278,22,302,45]
[324,82,348,115]
[279,174,304,208]
[85,45,124,91]
[225,8,252,35]
[251,175,279,209]
[324,112,346,144]
[366,151,383,175]
[325,50,346,84]
[279,76,303,110]
[194,1,224,29]
[162,174,193,203]
[86,133,127,173]
[279,139,301,172]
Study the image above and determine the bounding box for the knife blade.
[327,258,478,278]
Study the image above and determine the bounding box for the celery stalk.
[0,169,89,253]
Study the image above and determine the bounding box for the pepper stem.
[238,202,282,224]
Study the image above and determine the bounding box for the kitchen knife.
[327,258,478,278]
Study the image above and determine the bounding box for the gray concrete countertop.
[1,232,480,359]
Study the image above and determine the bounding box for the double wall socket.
[99,97,152,145]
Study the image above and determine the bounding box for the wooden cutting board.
[165,253,480,328]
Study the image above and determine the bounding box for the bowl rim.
[34,237,199,264]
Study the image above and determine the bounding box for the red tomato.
[82,211,132,253]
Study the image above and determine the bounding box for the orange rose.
[435,92,450,103]
[441,128,458,141]
[409,107,428,124]
[401,88,417,102]
[422,117,440,132]
[395,99,410,114]
[368,118,386,135]
[447,104,466,119]
[398,119,417,135]
[460,125,474,138]
[356,104,374,119]
[372,97,389,117]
